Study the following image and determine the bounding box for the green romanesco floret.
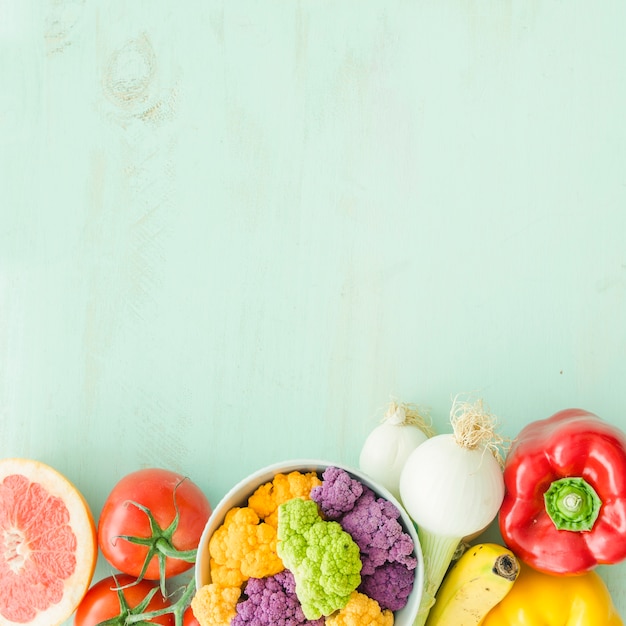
[277,497,362,620]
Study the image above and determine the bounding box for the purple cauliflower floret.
[308,466,418,613]
[231,570,326,626]
[338,485,418,576]
[359,560,416,611]
[310,466,363,519]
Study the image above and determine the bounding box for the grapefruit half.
[0,458,98,626]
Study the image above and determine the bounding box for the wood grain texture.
[1,1,625,622]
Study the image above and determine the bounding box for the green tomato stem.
[96,581,163,626]
[154,537,197,562]
[543,476,602,532]
[125,577,196,626]
[119,479,196,594]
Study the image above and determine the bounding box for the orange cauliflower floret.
[248,471,322,527]
[325,591,394,626]
[191,583,241,626]
[208,506,284,587]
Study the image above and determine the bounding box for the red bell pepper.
[499,407,626,575]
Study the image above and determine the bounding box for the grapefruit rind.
[0,458,97,626]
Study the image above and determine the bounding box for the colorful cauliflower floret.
[336,483,417,575]
[201,466,418,624]
[324,591,393,626]
[208,506,284,587]
[248,471,322,528]
[191,583,242,626]
[231,570,325,626]
[359,560,415,612]
[310,466,363,519]
[311,467,417,612]
[277,498,362,620]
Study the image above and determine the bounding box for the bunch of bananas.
[424,543,519,626]
[424,541,623,625]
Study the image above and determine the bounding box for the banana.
[424,542,520,626]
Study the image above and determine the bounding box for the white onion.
[359,401,432,500]
[398,396,505,626]
[399,434,504,537]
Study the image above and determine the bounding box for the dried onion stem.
[450,394,506,465]
[383,400,436,437]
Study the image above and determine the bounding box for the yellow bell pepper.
[482,562,623,625]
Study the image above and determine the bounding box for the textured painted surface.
[1,1,625,621]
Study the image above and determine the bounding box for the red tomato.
[183,605,201,626]
[98,468,212,581]
[74,574,174,626]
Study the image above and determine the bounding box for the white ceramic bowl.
[195,459,423,625]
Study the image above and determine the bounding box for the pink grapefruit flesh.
[0,458,97,625]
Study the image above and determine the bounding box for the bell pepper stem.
[544,476,602,532]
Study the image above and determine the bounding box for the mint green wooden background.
[1,1,625,621]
